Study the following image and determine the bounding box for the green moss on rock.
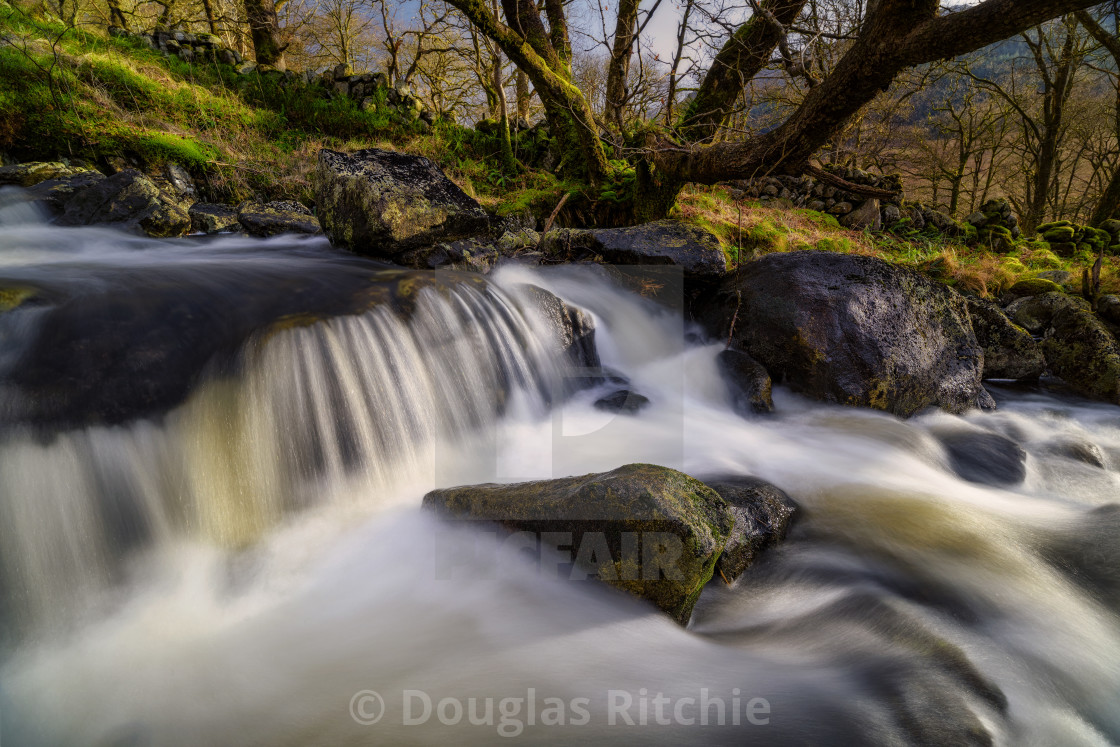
[423,463,735,625]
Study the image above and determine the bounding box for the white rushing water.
[0,207,1118,745]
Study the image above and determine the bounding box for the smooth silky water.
[0,193,1118,745]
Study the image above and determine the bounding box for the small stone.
[593,389,650,414]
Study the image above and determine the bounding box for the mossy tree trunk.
[243,0,286,69]
[453,0,1109,222]
[1077,8,1120,226]
[445,0,608,185]
[603,0,641,134]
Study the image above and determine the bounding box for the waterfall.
[1,212,1119,745]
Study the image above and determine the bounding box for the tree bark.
[678,0,809,142]
[1077,8,1120,225]
[604,0,640,133]
[515,69,530,120]
[653,0,1106,187]
[445,0,608,185]
[243,0,286,69]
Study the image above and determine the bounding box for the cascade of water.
[1,215,1119,745]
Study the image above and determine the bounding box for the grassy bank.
[2,5,1116,299]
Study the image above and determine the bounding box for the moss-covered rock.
[1042,225,1076,243]
[189,202,241,234]
[965,298,1045,381]
[1005,292,1089,334]
[538,220,728,281]
[54,169,189,237]
[237,200,321,237]
[1040,308,1120,404]
[315,148,489,259]
[0,161,98,187]
[1005,277,1065,301]
[695,251,985,417]
[423,463,735,624]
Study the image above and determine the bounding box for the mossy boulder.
[55,169,189,237]
[0,161,98,187]
[538,220,728,281]
[315,148,490,259]
[1005,277,1065,301]
[1041,225,1076,243]
[839,198,881,231]
[1040,308,1120,404]
[1100,295,1120,326]
[965,298,1045,381]
[237,200,322,237]
[695,251,985,417]
[1005,292,1089,335]
[189,202,241,234]
[423,463,735,624]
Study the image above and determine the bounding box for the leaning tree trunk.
[243,0,286,69]
[1090,165,1120,226]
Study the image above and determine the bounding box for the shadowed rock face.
[716,348,774,415]
[965,297,1045,381]
[701,475,796,580]
[697,251,986,417]
[315,148,490,259]
[1041,308,1120,404]
[424,464,736,625]
[55,169,190,237]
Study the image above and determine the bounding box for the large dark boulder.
[702,475,796,581]
[1040,308,1120,404]
[315,148,489,258]
[696,251,986,417]
[423,464,734,624]
[237,200,321,236]
[538,220,728,281]
[55,169,190,237]
[965,297,1045,381]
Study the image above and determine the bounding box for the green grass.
[0,4,542,204]
[673,185,1120,298]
